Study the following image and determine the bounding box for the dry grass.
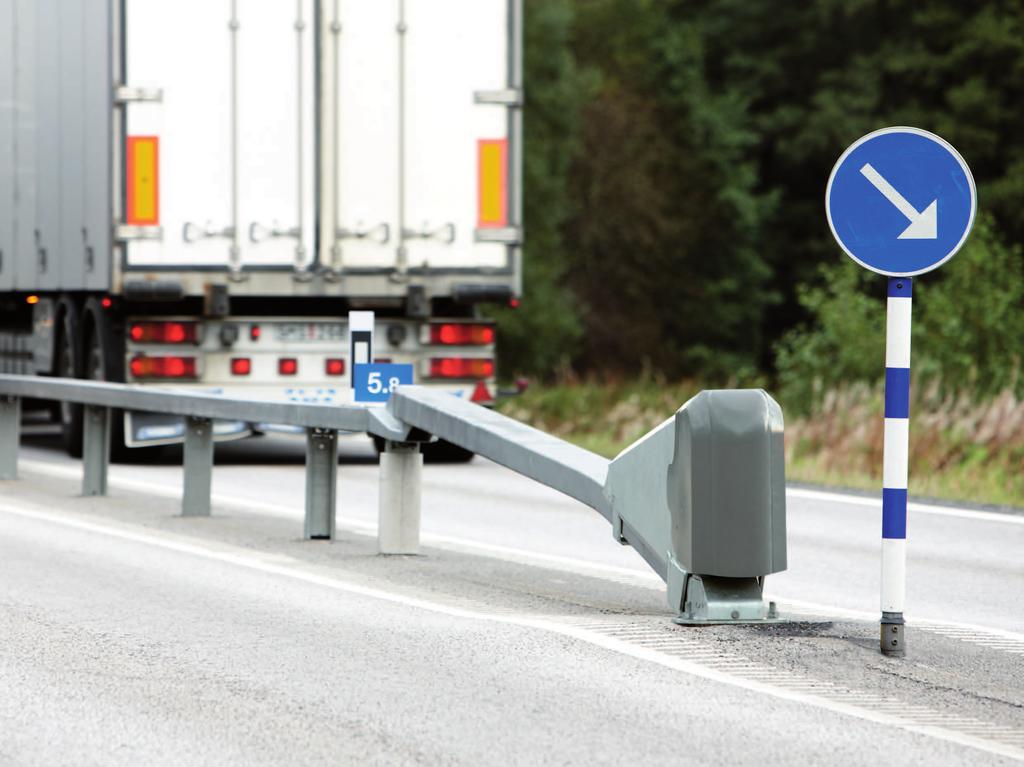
[500,379,1024,508]
[787,383,1024,506]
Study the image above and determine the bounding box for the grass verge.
[497,378,1024,508]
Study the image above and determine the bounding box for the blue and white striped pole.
[881,276,911,656]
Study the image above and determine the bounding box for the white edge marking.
[14,459,1024,645]
[2,500,1021,763]
[786,485,1024,526]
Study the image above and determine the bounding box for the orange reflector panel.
[126,136,159,226]
[477,139,508,228]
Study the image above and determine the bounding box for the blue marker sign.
[826,126,976,276]
[353,363,414,404]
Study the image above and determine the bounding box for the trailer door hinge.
[114,85,164,105]
[474,227,521,245]
[473,88,522,107]
[115,224,163,242]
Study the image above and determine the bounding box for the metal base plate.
[672,616,788,626]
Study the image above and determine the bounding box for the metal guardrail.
[0,374,788,625]
[0,375,412,536]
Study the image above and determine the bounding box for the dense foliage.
[776,215,1024,413]
[497,0,1024,393]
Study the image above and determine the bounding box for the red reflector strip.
[129,355,197,379]
[231,357,251,376]
[128,321,198,344]
[325,358,345,376]
[430,323,496,346]
[126,136,159,226]
[279,358,298,376]
[470,381,494,404]
[429,358,494,379]
[477,138,508,228]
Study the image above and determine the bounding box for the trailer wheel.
[371,435,475,464]
[422,440,475,464]
[81,298,130,461]
[55,311,84,457]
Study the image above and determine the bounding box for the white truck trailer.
[0,0,522,459]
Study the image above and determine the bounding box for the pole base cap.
[880,618,906,657]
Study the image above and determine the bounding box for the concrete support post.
[81,405,111,496]
[378,440,422,555]
[0,395,20,480]
[304,427,337,540]
[182,416,213,517]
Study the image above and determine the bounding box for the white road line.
[15,458,1024,649]
[2,500,1021,763]
[788,487,1024,525]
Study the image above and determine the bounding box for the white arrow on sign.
[859,163,937,240]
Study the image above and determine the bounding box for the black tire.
[422,439,475,464]
[81,298,131,461]
[55,309,84,457]
[372,435,475,463]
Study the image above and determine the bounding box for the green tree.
[490,0,586,377]
[562,0,776,379]
[776,215,1024,414]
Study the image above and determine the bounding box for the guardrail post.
[182,416,213,517]
[81,405,111,496]
[304,427,337,540]
[0,395,20,480]
[378,440,422,555]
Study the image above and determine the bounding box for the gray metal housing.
[389,385,787,623]
[0,0,113,292]
[605,390,787,580]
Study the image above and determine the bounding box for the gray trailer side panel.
[34,0,60,290]
[60,0,86,290]
[0,0,12,290]
[84,0,112,291]
[13,0,36,291]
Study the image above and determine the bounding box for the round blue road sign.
[826,126,976,277]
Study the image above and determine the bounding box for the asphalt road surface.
[2,423,1023,765]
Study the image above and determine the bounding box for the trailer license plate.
[273,323,346,342]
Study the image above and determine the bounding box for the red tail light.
[231,357,251,376]
[429,357,494,379]
[429,323,495,346]
[129,321,198,344]
[325,358,345,376]
[279,358,298,376]
[129,355,197,379]
[250,325,261,341]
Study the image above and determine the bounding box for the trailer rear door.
[122,0,315,272]
[321,0,519,276]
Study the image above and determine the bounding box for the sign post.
[825,126,976,657]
